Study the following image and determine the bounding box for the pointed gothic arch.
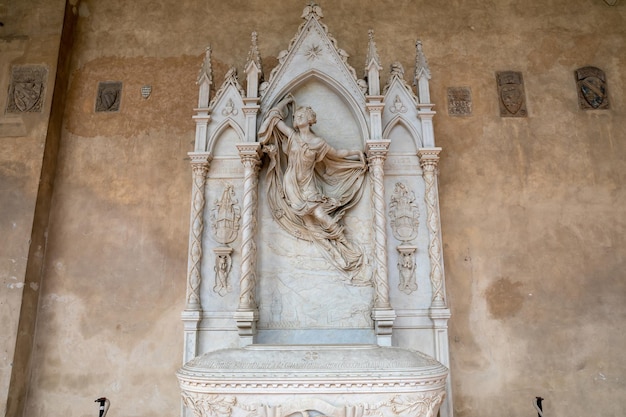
[383,114,424,150]
[207,119,246,155]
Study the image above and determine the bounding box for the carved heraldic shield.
[496,71,527,117]
[575,66,609,110]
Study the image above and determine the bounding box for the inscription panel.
[447,87,472,116]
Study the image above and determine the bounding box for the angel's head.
[293,106,316,129]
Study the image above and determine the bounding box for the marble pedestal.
[177,345,447,417]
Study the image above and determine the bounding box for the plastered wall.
[0,0,69,415]
[1,1,625,417]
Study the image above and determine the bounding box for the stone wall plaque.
[575,66,609,110]
[95,81,122,112]
[447,87,472,116]
[496,71,527,117]
[6,65,48,113]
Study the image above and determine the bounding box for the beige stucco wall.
[0,0,68,415]
[2,1,624,416]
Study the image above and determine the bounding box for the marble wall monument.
[178,4,452,417]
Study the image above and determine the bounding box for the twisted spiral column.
[366,141,395,346]
[366,140,392,309]
[236,144,261,311]
[186,152,212,310]
[418,148,446,308]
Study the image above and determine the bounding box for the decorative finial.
[365,29,382,74]
[246,31,263,79]
[414,40,431,83]
[301,1,323,20]
[390,62,405,79]
[197,45,213,86]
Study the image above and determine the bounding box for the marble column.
[417,147,452,417]
[182,152,212,364]
[366,140,396,346]
[417,148,446,309]
[234,143,261,346]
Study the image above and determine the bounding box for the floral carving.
[390,393,446,417]
[182,392,237,417]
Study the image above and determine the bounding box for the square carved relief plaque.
[447,87,472,116]
[6,65,48,113]
[95,81,123,112]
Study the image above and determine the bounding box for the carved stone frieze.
[6,65,48,113]
[575,66,609,110]
[496,71,527,117]
[181,392,236,417]
[178,346,447,417]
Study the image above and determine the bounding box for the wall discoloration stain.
[65,55,202,137]
[485,278,524,320]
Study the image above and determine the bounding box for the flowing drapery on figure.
[259,100,368,283]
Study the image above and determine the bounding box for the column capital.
[188,151,213,164]
[242,104,260,115]
[236,142,262,164]
[366,140,391,160]
[417,147,442,168]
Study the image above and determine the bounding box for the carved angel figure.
[214,254,232,297]
[259,94,368,281]
[398,251,418,294]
